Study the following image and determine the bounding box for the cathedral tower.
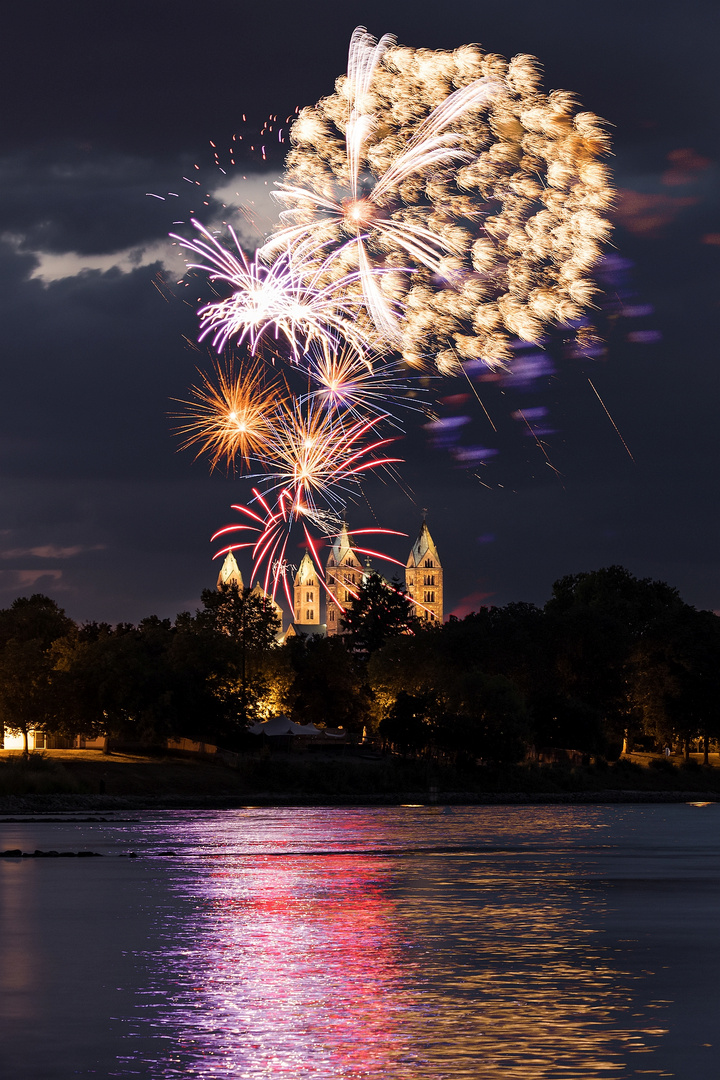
[325,523,361,636]
[405,522,443,623]
[293,551,319,626]
[217,550,243,590]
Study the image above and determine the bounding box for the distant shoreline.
[1,789,718,814]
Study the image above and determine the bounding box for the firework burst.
[301,339,426,427]
[173,357,284,471]
[173,218,380,362]
[262,399,402,517]
[266,26,612,369]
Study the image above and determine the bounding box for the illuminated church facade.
[218,522,443,637]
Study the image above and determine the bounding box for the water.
[0,804,718,1078]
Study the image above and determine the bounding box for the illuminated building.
[325,523,363,637]
[293,551,320,627]
[289,521,443,634]
[404,521,444,623]
[213,522,443,641]
[217,549,243,589]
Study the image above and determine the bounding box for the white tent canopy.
[248,715,322,736]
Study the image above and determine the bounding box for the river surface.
[0,804,718,1078]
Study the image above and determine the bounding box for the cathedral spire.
[293,551,319,626]
[217,550,243,590]
[326,521,361,636]
[405,521,443,623]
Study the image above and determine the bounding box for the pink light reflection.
[153,849,416,1076]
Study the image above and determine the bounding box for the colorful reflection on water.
[117,807,673,1078]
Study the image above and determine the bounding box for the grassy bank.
[2,748,720,806]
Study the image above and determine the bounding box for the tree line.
[1,565,718,763]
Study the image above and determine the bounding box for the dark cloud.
[0,151,192,255]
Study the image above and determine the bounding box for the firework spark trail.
[587,378,635,462]
[212,492,408,608]
[461,365,498,433]
[515,409,565,485]
[172,219,375,361]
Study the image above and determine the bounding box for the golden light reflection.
[0,862,40,1020]
[133,809,670,1078]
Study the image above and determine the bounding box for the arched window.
[329,609,335,622]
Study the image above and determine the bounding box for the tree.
[284,635,375,733]
[0,594,74,650]
[380,690,438,754]
[340,573,419,654]
[0,595,75,752]
[544,566,688,755]
[0,639,57,753]
[438,672,530,764]
[49,614,244,748]
[197,583,280,648]
[196,584,281,726]
[629,607,720,760]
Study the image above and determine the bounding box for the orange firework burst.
[173,358,284,471]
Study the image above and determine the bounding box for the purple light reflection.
[113,807,676,1079]
[140,846,415,1077]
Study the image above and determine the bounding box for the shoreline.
[1,789,718,814]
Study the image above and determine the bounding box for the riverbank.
[1,789,718,814]
[1,748,719,811]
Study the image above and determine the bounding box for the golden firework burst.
[173,358,284,471]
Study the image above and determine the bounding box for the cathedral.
[217,521,443,637]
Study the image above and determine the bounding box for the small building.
[2,731,105,751]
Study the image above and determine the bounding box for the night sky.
[1,0,718,624]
